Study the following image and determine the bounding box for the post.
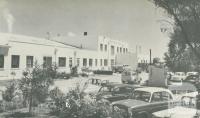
[150,49,152,65]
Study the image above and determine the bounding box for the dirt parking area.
[52,72,149,93]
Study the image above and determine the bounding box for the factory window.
[77,58,80,66]
[100,44,103,51]
[26,56,34,68]
[104,45,107,51]
[117,47,119,53]
[69,57,73,67]
[100,59,103,66]
[58,57,66,67]
[11,55,20,68]
[104,59,108,66]
[111,45,115,55]
[83,58,87,66]
[43,56,52,68]
[123,48,125,53]
[0,55,4,68]
[95,59,98,66]
[89,59,93,67]
[120,47,122,53]
[111,59,115,66]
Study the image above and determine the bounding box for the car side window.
[152,92,162,102]
[120,87,132,93]
[161,91,173,101]
[99,87,112,92]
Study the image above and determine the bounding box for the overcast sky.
[0,0,170,59]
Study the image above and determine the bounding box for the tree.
[19,64,54,113]
[152,57,160,64]
[151,0,200,60]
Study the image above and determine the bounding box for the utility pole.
[150,49,152,65]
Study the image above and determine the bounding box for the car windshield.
[114,87,133,94]
[132,90,151,102]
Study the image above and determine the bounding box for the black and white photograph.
[0,0,200,118]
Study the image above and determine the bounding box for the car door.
[148,91,173,113]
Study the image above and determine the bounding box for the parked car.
[152,92,198,118]
[81,67,94,77]
[96,83,141,103]
[186,72,199,77]
[152,106,198,118]
[183,74,200,84]
[170,72,186,85]
[112,65,124,73]
[121,70,141,84]
[168,82,197,101]
[112,87,175,118]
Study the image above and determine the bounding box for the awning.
[0,45,10,48]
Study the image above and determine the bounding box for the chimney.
[84,32,87,36]
[46,32,50,40]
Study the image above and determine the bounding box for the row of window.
[100,44,128,54]
[0,55,115,69]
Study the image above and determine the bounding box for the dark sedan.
[96,83,141,103]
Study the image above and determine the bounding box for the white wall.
[0,34,134,80]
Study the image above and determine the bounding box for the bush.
[93,70,113,75]
[4,112,34,118]
[71,66,78,77]
[50,84,123,118]
[56,72,71,79]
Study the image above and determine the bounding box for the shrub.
[93,70,113,75]
[71,66,78,77]
[50,84,123,118]
[56,72,71,79]
[4,112,34,118]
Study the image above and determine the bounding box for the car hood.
[112,99,148,108]
[152,106,197,118]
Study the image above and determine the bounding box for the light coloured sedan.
[152,92,199,118]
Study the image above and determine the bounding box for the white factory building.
[0,33,134,80]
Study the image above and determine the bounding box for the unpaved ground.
[52,72,149,93]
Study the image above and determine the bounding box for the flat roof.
[0,33,78,49]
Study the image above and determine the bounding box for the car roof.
[135,87,171,93]
[176,72,185,73]
[168,83,197,91]
[182,92,198,98]
[104,83,141,88]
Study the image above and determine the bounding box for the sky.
[0,0,170,59]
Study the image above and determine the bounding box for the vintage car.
[121,70,141,84]
[152,92,198,118]
[183,74,200,84]
[186,72,199,77]
[169,72,187,85]
[112,87,175,118]
[96,83,141,103]
[112,65,124,73]
[168,82,197,101]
